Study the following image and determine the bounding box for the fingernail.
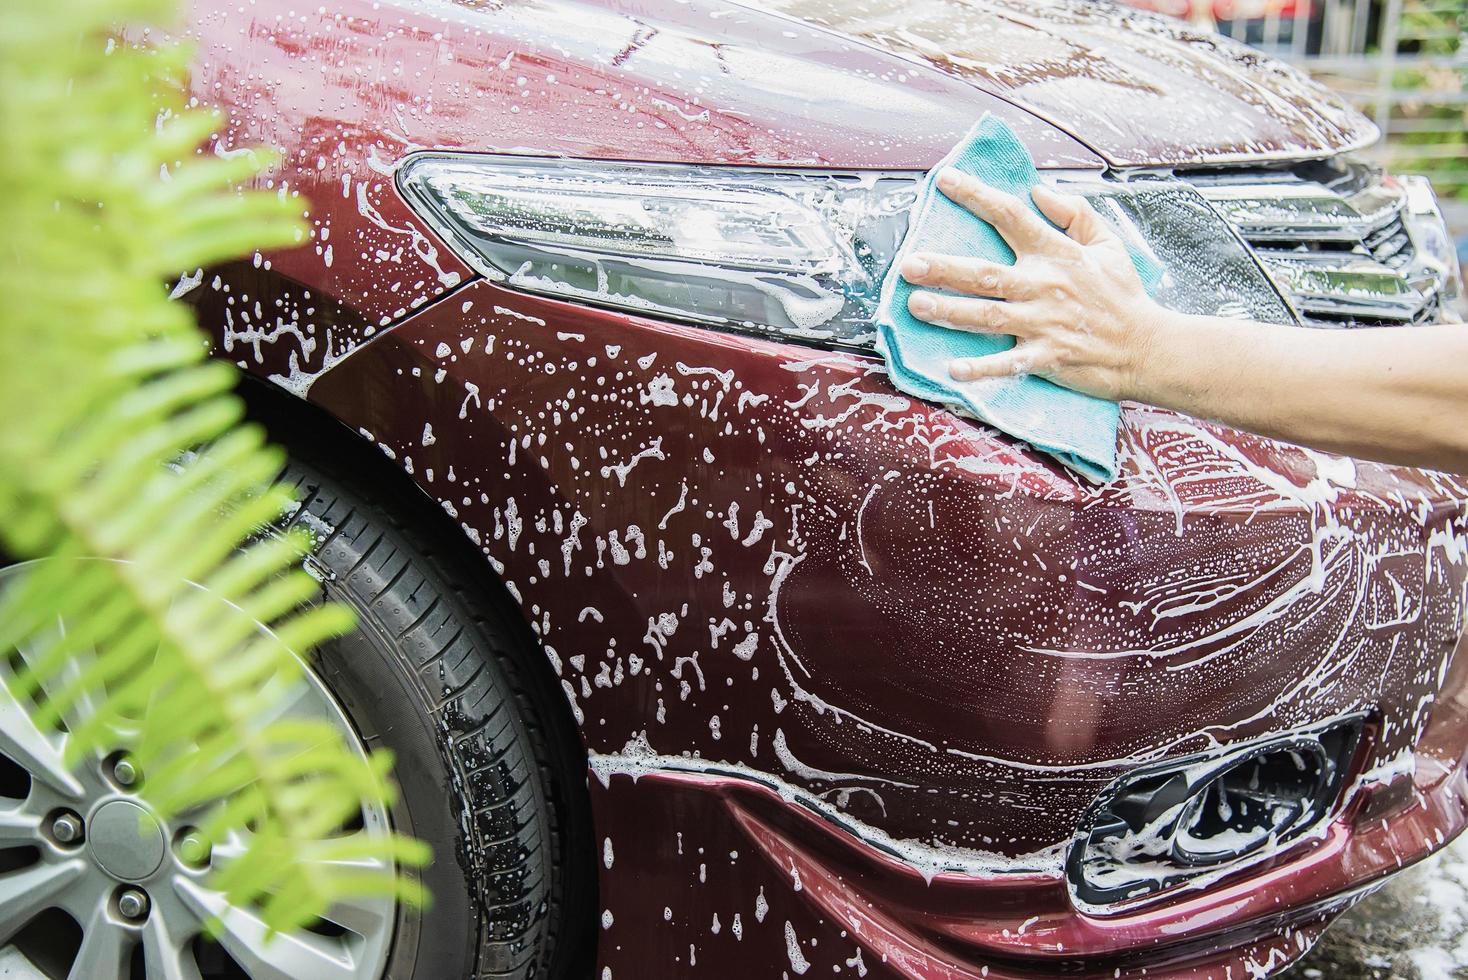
[901,255,930,280]
[936,168,963,192]
[949,360,972,380]
[908,292,936,317]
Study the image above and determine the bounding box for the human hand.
[900,169,1169,402]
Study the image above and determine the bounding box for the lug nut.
[112,757,139,787]
[176,829,210,867]
[50,812,83,845]
[117,888,149,921]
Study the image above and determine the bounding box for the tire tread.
[274,451,588,980]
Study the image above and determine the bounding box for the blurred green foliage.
[0,0,427,935]
[1391,0,1467,198]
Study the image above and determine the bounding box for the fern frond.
[0,0,428,936]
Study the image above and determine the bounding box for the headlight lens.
[399,155,1294,348]
[1400,174,1464,322]
[398,154,918,348]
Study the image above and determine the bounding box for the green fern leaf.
[0,0,429,941]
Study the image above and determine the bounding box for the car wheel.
[0,449,594,980]
[275,450,594,980]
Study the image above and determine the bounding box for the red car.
[9,1,1466,978]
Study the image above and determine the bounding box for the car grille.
[1186,160,1444,328]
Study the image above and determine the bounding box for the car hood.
[742,0,1377,167]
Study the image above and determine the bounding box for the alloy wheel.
[0,562,396,979]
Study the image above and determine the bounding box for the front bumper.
[590,625,1468,977]
[588,707,1468,979]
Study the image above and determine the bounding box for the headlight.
[398,154,918,349]
[1051,177,1294,326]
[1400,174,1464,322]
[399,154,1293,348]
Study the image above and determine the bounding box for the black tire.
[273,448,595,980]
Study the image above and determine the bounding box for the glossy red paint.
[589,636,1468,977]
[177,0,1468,976]
[745,0,1374,167]
[304,278,1468,856]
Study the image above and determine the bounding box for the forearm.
[908,174,1468,475]
[1132,312,1468,472]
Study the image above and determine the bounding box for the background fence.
[1123,0,1467,234]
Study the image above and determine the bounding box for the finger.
[1031,185,1111,247]
[949,344,1043,382]
[935,169,1069,256]
[907,291,1031,336]
[901,252,1028,299]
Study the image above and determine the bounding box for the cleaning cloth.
[876,113,1158,484]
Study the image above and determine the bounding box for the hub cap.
[0,561,396,979]
[89,800,165,882]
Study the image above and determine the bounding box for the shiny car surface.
[165,0,1468,976]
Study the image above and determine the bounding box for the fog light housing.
[1068,717,1363,909]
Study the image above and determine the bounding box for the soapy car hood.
[741,0,1377,166]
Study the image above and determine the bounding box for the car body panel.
[745,0,1377,166]
[298,278,1468,975]
[584,755,1462,978]
[178,0,1106,395]
[304,274,1468,850]
[174,0,1468,975]
[586,633,1468,978]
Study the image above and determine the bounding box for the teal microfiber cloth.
[876,113,1159,484]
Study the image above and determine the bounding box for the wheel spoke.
[211,829,394,940]
[0,673,84,799]
[173,876,360,980]
[69,898,132,980]
[317,884,395,940]
[142,908,203,980]
[172,677,321,804]
[246,673,325,730]
[40,636,108,751]
[0,858,85,944]
[0,806,40,848]
[212,827,389,873]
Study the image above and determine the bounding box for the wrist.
[1112,301,1179,404]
